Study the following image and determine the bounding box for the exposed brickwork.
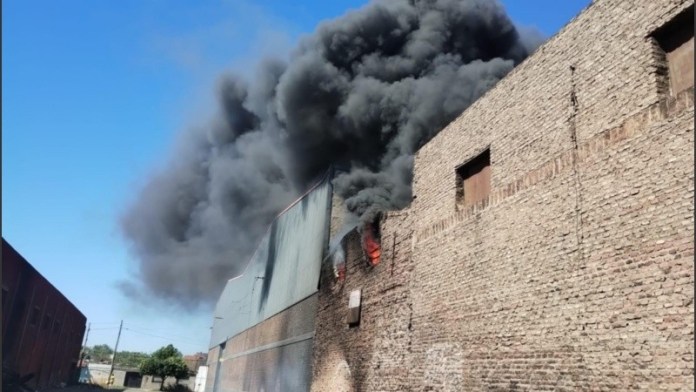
[417,89,694,242]
[412,0,693,220]
[311,0,694,390]
[312,212,414,392]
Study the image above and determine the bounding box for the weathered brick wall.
[311,0,694,390]
[312,211,415,392]
[408,91,693,391]
[413,0,692,220]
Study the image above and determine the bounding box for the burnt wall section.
[311,212,414,392]
[206,173,333,392]
[207,295,317,392]
[2,239,87,389]
[209,175,331,347]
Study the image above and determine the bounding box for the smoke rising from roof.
[121,0,543,308]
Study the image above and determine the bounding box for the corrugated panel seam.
[219,331,315,362]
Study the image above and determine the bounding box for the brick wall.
[310,0,694,390]
[312,211,414,392]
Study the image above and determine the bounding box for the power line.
[123,328,207,348]
[125,327,207,344]
[124,324,208,342]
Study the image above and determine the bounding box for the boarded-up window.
[653,5,694,95]
[455,148,491,210]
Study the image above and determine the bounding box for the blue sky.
[3,0,591,354]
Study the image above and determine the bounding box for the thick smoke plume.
[121,0,542,307]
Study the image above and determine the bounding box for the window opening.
[455,148,491,210]
[652,5,694,95]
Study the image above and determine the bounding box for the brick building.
[2,238,87,389]
[310,0,694,391]
[184,352,208,373]
[205,0,694,390]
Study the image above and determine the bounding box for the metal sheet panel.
[209,177,331,348]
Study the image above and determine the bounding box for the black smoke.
[121,0,543,307]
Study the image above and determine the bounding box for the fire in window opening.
[327,221,360,282]
[361,218,382,267]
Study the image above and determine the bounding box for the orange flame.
[334,264,346,281]
[362,224,381,266]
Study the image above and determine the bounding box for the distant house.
[183,353,207,373]
[79,363,142,388]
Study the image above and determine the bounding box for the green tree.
[84,344,114,363]
[139,345,189,391]
[114,351,150,368]
[152,345,182,360]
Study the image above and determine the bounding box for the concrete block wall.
[141,375,196,390]
[311,0,694,390]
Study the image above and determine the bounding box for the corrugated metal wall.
[212,295,317,392]
[207,174,332,392]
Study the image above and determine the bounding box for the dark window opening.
[652,5,694,95]
[455,148,491,210]
[29,306,40,327]
[361,218,382,267]
[42,314,52,331]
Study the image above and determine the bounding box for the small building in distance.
[183,352,207,374]
[2,238,87,389]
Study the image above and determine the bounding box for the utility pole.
[80,323,92,369]
[107,320,123,388]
